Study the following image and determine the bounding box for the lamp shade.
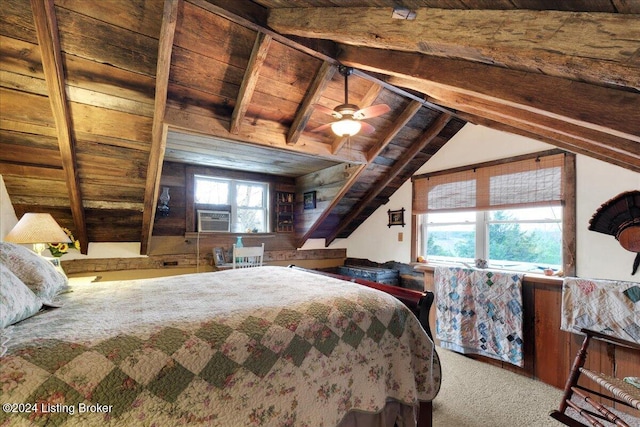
[4,213,71,244]
[331,118,361,137]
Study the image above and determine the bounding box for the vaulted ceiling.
[1,0,638,254]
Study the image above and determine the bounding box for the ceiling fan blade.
[309,122,334,133]
[359,121,376,135]
[313,104,342,119]
[353,104,391,120]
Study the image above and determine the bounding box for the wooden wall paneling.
[1,0,38,42]
[1,39,46,94]
[295,162,362,240]
[613,345,640,415]
[520,282,536,376]
[259,40,317,96]
[533,282,570,388]
[246,87,303,122]
[84,209,143,242]
[0,142,62,167]
[1,88,55,126]
[62,246,346,275]
[169,47,241,100]
[55,0,163,39]
[153,161,187,236]
[63,54,156,102]
[69,102,152,143]
[54,6,159,77]
[177,1,254,67]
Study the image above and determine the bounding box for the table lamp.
[4,213,71,256]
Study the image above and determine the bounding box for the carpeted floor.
[432,348,640,427]
[433,348,565,426]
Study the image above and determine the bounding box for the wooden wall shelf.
[276,191,295,233]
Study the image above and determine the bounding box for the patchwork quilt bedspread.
[0,266,440,426]
[434,266,524,367]
[561,277,640,343]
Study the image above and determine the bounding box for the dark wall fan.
[312,65,390,137]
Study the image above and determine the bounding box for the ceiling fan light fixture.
[331,118,361,137]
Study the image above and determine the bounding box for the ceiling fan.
[312,65,390,137]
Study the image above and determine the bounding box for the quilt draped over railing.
[434,266,525,367]
[561,277,640,343]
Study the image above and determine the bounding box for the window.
[413,151,574,274]
[195,175,269,232]
[424,207,563,272]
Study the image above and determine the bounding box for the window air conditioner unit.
[197,210,231,232]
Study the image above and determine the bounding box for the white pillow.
[0,264,42,328]
[0,242,68,303]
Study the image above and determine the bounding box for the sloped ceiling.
[0,0,638,254]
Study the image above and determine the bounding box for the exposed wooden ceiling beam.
[403,81,640,169]
[326,112,452,245]
[30,0,87,252]
[367,100,422,162]
[230,32,272,135]
[460,117,640,174]
[338,46,640,171]
[140,0,179,255]
[269,7,640,91]
[340,46,640,142]
[287,61,335,145]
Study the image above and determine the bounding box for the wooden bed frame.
[289,266,436,427]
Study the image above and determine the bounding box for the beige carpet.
[433,348,565,426]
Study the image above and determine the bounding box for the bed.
[0,243,440,427]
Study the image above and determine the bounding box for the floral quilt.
[0,266,440,426]
[561,277,640,343]
[434,266,524,367]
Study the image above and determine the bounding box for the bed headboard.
[0,175,18,241]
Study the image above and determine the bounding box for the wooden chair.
[232,243,264,269]
[550,328,640,427]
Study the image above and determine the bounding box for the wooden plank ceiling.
[0,0,638,253]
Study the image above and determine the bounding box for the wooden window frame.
[411,149,576,276]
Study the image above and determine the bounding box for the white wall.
[575,156,639,281]
[320,124,640,282]
[0,175,18,240]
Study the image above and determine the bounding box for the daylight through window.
[195,175,269,233]
[413,152,568,273]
